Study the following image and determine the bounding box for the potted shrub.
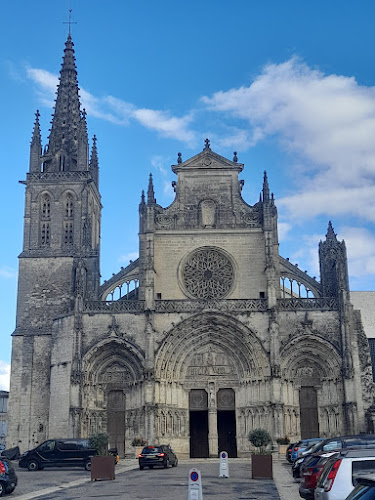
[249,428,273,479]
[276,436,290,457]
[89,433,115,481]
[132,436,147,458]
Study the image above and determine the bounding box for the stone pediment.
[172,148,244,174]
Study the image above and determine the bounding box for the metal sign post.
[219,451,229,478]
[188,468,203,499]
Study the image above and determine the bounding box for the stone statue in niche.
[200,199,216,228]
[75,259,87,297]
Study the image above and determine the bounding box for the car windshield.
[308,441,323,454]
[142,446,162,454]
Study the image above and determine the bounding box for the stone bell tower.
[7,34,102,450]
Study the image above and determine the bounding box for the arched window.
[41,194,51,220]
[63,194,74,246]
[65,194,73,218]
[59,154,66,172]
[40,194,51,246]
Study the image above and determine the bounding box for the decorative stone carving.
[181,247,234,299]
[185,346,236,380]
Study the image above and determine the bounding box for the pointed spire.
[140,190,145,205]
[147,174,156,205]
[262,170,270,202]
[326,221,336,240]
[43,34,84,172]
[29,110,42,172]
[89,135,99,186]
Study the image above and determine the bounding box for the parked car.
[0,456,18,496]
[346,474,375,499]
[19,439,97,471]
[314,449,375,499]
[291,438,323,462]
[294,434,375,478]
[286,442,294,463]
[298,451,338,499]
[138,445,178,470]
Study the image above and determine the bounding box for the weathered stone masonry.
[7,34,375,458]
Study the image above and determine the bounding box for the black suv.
[0,456,18,496]
[19,439,97,471]
[138,445,178,470]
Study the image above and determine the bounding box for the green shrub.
[249,428,272,453]
[276,436,290,445]
[89,432,109,456]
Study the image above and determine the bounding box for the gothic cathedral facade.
[7,35,375,457]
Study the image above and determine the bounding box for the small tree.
[249,429,272,454]
[89,432,109,456]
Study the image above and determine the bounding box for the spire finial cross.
[63,9,77,35]
[204,138,210,150]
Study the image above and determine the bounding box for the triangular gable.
[172,148,244,174]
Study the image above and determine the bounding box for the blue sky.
[2,0,375,389]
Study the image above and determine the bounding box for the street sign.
[219,450,229,478]
[188,468,203,499]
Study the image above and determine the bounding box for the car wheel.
[84,460,91,471]
[139,465,144,470]
[173,458,178,467]
[0,482,4,497]
[27,459,39,471]
[164,459,170,469]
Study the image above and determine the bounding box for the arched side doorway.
[281,335,343,440]
[81,337,144,456]
[155,312,269,458]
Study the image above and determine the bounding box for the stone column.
[208,409,218,457]
[208,383,218,457]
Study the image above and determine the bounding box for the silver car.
[314,449,375,499]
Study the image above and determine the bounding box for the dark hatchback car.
[19,439,97,471]
[0,457,18,496]
[138,445,178,470]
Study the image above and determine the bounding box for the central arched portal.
[155,312,269,458]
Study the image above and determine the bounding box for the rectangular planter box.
[251,454,273,479]
[91,455,115,481]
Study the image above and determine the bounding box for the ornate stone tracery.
[181,247,234,299]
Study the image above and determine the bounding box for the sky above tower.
[1,0,375,389]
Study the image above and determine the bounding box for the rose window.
[182,248,234,299]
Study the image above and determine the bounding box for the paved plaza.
[10,457,301,500]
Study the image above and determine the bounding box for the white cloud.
[26,67,195,143]
[118,252,139,265]
[278,222,292,241]
[0,266,17,279]
[0,362,10,391]
[203,57,375,221]
[151,156,168,176]
[340,226,375,277]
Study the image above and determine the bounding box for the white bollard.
[219,451,229,478]
[188,468,203,500]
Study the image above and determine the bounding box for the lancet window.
[40,194,51,246]
[65,195,74,218]
[63,194,74,246]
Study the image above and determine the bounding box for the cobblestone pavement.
[12,457,300,500]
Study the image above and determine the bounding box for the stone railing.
[154,299,268,313]
[84,300,145,313]
[278,297,338,310]
[27,171,91,182]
